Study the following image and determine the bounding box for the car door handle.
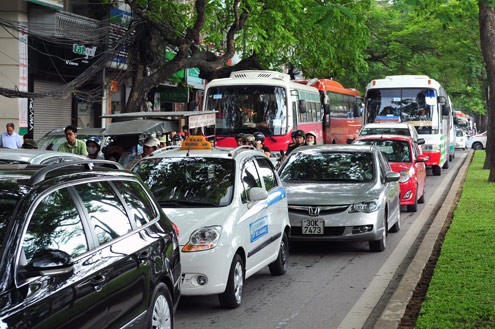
[138,251,150,263]
[90,275,106,292]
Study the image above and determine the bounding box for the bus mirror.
[442,105,451,116]
[437,96,447,104]
[299,100,307,113]
[323,104,330,115]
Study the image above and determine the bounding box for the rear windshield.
[360,127,410,137]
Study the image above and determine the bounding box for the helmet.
[243,134,255,143]
[293,130,306,139]
[306,131,317,139]
[86,136,100,145]
[143,137,160,148]
[253,132,265,143]
[172,134,182,142]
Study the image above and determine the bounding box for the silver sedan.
[278,144,401,252]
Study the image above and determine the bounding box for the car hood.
[162,207,231,245]
[283,181,380,205]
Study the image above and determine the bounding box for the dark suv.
[0,161,181,328]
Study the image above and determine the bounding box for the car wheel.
[269,232,289,276]
[407,189,418,212]
[432,165,441,176]
[442,159,449,169]
[473,142,483,150]
[143,283,173,329]
[369,215,387,252]
[218,254,244,309]
[390,210,401,233]
[418,188,425,204]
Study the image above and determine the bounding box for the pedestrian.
[235,133,246,146]
[86,136,104,159]
[22,133,38,149]
[305,131,317,146]
[142,137,160,157]
[252,132,271,157]
[0,123,23,149]
[58,125,88,156]
[286,130,306,156]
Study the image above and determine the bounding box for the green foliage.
[415,152,495,329]
[361,0,485,116]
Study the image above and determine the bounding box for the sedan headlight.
[182,226,222,252]
[399,167,414,183]
[349,200,379,213]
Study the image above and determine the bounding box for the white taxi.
[132,136,290,308]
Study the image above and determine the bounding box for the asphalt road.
[175,150,468,329]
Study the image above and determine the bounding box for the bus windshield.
[366,88,438,134]
[205,85,288,136]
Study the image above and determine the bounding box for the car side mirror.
[248,187,268,203]
[416,138,425,145]
[385,171,400,182]
[23,249,74,277]
[416,154,430,162]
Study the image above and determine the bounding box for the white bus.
[364,75,454,176]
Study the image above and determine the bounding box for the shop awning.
[102,119,178,136]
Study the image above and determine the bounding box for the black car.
[0,161,181,328]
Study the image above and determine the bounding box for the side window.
[75,182,132,245]
[255,157,278,191]
[241,160,262,202]
[113,180,157,227]
[23,188,88,264]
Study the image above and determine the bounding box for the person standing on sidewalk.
[58,125,88,156]
[0,123,23,149]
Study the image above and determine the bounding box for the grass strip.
[415,151,495,329]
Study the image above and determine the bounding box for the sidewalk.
[373,150,473,328]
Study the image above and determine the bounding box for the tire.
[369,214,387,252]
[218,254,244,309]
[442,159,449,169]
[143,283,173,329]
[473,142,483,150]
[269,232,289,276]
[432,165,441,176]
[418,187,425,204]
[390,210,401,233]
[407,189,418,212]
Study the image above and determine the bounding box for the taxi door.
[239,159,272,272]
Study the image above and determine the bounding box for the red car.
[353,135,428,212]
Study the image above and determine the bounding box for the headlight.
[182,226,222,252]
[399,167,414,183]
[349,200,379,213]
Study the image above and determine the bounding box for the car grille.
[288,205,349,216]
[290,226,346,236]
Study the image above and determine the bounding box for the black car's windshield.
[133,157,235,207]
[279,151,374,182]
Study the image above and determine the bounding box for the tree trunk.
[479,1,495,180]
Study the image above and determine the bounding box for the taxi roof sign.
[180,136,213,150]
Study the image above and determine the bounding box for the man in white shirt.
[0,123,23,149]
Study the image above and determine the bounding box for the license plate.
[302,219,324,235]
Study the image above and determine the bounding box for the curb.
[372,150,474,328]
